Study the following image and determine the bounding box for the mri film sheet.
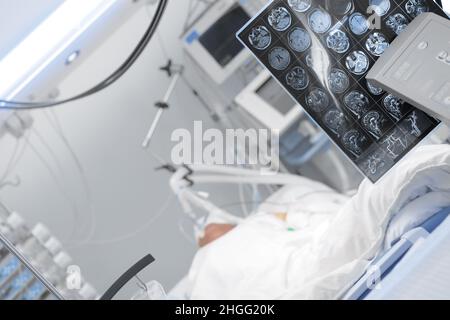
[237,0,446,183]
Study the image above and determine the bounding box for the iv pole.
[141,59,218,149]
[142,60,184,148]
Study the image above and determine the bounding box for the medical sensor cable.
[68,192,174,247]
[43,110,98,243]
[23,134,83,240]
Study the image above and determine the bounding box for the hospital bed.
[343,206,450,300]
[167,147,450,300]
[168,206,450,300]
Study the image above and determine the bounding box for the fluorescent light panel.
[0,0,118,102]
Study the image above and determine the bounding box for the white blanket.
[184,145,450,300]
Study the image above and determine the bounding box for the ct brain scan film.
[237,0,447,183]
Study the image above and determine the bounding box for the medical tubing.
[180,189,237,221]
[100,254,155,300]
[191,174,313,185]
[189,164,279,176]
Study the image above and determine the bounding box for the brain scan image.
[383,94,405,120]
[362,110,389,139]
[288,0,312,12]
[288,27,311,52]
[300,45,330,69]
[380,128,409,159]
[367,155,386,175]
[328,68,350,94]
[326,30,350,54]
[268,7,292,32]
[403,111,422,137]
[365,32,390,56]
[342,129,369,157]
[349,13,369,35]
[324,109,349,136]
[360,149,388,176]
[369,0,391,16]
[305,53,314,68]
[344,91,370,118]
[329,0,354,16]
[248,26,272,50]
[386,13,409,35]
[306,88,330,113]
[286,66,309,90]
[308,9,332,34]
[367,80,384,95]
[268,47,291,71]
[305,50,328,70]
[405,0,429,18]
[345,50,370,75]
[399,110,434,139]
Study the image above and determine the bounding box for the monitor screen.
[256,77,296,115]
[199,4,250,67]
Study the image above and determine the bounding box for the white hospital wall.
[0,0,242,299]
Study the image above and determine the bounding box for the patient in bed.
[198,212,327,248]
[198,224,236,248]
[177,145,450,300]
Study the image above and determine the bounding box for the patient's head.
[198,224,235,248]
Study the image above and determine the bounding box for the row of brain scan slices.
[285,0,428,17]
[263,48,383,97]
[248,0,430,55]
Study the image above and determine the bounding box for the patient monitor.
[235,70,303,135]
[367,13,450,124]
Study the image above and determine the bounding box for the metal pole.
[0,231,65,300]
[142,72,182,148]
